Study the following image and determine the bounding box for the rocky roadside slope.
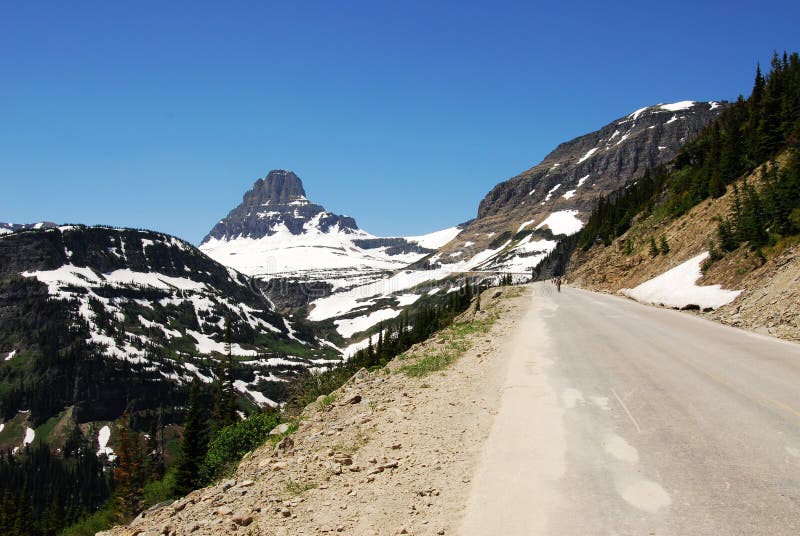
[100,286,529,536]
[567,166,800,342]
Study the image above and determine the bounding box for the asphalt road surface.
[461,284,800,535]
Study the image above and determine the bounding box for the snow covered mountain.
[423,101,726,276]
[200,170,461,293]
[0,224,338,426]
[0,221,57,234]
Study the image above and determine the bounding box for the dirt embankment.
[567,164,800,342]
[100,287,529,536]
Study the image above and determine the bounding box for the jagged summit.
[246,170,307,205]
[202,169,359,244]
[200,169,460,286]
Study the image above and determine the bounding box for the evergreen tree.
[649,237,660,257]
[113,414,143,522]
[174,381,209,496]
[212,318,237,431]
[659,236,670,255]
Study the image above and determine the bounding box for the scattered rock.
[272,461,289,471]
[342,394,363,405]
[232,510,254,526]
[270,423,291,437]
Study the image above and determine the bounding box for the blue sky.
[2,1,799,243]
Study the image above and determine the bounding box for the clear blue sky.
[2,1,798,243]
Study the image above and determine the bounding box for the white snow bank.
[621,252,741,309]
[334,308,401,339]
[544,183,562,202]
[105,269,206,291]
[4,350,15,361]
[186,329,258,356]
[629,106,649,121]
[23,427,35,446]
[405,226,462,249]
[577,148,598,164]
[660,101,695,112]
[97,425,116,460]
[233,380,278,408]
[396,294,421,307]
[562,189,577,200]
[577,174,590,188]
[535,210,584,236]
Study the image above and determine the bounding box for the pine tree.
[146,410,165,481]
[174,381,209,496]
[212,318,237,431]
[648,237,660,257]
[659,236,670,255]
[114,414,143,522]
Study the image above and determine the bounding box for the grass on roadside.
[285,478,316,495]
[400,314,497,377]
[317,393,337,410]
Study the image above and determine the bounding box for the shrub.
[202,412,280,480]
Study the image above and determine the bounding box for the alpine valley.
[5,91,782,535]
[1,100,724,446]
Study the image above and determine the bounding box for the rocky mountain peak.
[202,170,359,244]
[245,170,307,206]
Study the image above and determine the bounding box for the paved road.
[461,284,800,535]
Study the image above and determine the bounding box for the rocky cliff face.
[203,170,359,243]
[478,102,723,219]
[425,101,725,274]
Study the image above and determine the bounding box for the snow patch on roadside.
[621,252,741,310]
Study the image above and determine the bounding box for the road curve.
[461,283,800,535]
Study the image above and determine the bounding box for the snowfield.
[621,252,742,309]
[535,210,584,236]
[334,308,401,338]
[97,425,116,460]
[23,427,35,446]
[200,224,461,280]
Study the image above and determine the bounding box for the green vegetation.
[401,316,494,377]
[203,411,280,480]
[0,430,112,536]
[317,393,337,410]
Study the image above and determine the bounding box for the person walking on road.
[556,277,562,293]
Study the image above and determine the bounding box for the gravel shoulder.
[100,286,529,536]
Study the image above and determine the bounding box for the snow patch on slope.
[97,425,116,461]
[621,252,741,309]
[535,211,584,236]
[334,308,401,338]
[577,148,598,164]
[659,101,695,112]
[405,227,462,249]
